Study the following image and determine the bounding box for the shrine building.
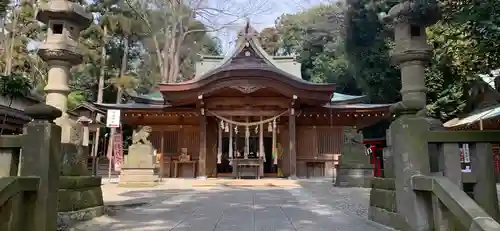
[96,23,391,179]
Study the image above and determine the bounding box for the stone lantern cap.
[76,115,92,125]
[36,0,93,28]
[384,0,440,26]
[37,49,83,66]
[77,116,103,131]
[24,103,62,122]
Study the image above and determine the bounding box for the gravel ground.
[300,182,500,220]
[298,180,371,219]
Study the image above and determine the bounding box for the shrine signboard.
[106,109,121,128]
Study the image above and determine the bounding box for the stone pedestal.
[58,116,88,175]
[58,176,103,212]
[56,116,104,215]
[335,127,373,188]
[120,144,157,186]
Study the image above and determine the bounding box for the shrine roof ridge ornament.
[192,20,302,81]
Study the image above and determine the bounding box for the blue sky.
[30,0,328,52]
[216,0,329,52]
[249,0,327,29]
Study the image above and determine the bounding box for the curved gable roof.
[193,21,302,81]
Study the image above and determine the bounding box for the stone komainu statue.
[132,125,152,145]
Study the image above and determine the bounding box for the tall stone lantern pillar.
[383,1,441,230]
[37,1,92,114]
[36,1,104,215]
[386,1,440,115]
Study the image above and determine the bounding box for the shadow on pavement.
[75,186,393,231]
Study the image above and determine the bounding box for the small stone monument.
[120,125,157,186]
[336,127,373,187]
[179,148,189,161]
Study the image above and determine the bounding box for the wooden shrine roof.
[98,21,391,119]
[158,21,337,106]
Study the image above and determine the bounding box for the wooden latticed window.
[163,131,179,155]
[317,127,342,154]
[150,131,162,152]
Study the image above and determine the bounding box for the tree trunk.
[97,26,107,104]
[91,25,108,175]
[152,36,163,78]
[4,9,18,75]
[162,36,171,83]
[119,37,129,77]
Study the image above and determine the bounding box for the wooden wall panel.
[150,131,163,153]
[317,126,343,155]
[297,126,317,158]
[181,126,200,158]
[162,131,179,155]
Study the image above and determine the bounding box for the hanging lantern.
[255,125,258,134]
[220,120,225,129]
[235,126,238,134]
[224,123,229,132]
[268,122,272,132]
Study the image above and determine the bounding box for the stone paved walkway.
[73,181,394,231]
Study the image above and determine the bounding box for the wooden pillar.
[289,109,297,178]
[217,121,222,164]
[272,120,277,165]
[244,117,249,159]
[229,119,233,159]
[234,125,238,157]
[198,108,207,178]
[259,116,264,161]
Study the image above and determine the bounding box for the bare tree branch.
[127,0,271,83]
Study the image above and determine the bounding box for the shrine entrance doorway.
[217,135,278,177]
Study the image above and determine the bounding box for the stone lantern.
[385,0,440,114]
[375,1,441,231]
[35,0,104,217]
[36,0,92,114]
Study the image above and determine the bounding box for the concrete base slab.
[336,168,373,188]
[119,169,156,185]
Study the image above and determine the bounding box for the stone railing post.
[19,104,62,231]
[391,116,433,230]
[470,143,500,220]
[382,129,394,178]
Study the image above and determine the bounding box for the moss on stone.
[57,186,104,212]
[59,176,102,189]
[369,188,397,212]
[371,177,395,190]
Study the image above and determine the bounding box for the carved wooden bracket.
[230,84,264,94]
